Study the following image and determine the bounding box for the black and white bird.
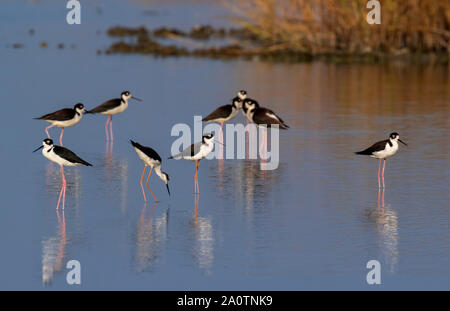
[33,138,92,210]
[242,98,260,123]
[130,140,170,202]
[34,103,86,145]
[202,97,243,130]
[169,133,218,193]
[87,91,141,141]
[245,100,289,129]
[355,132,407,188]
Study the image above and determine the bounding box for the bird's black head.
[74,103,85,112]
[33,138,53,153]
[238,90,247,100]
[232,97,242,108]
[202,133,214,143]
[162,172,170,196]
[244,98,258,110]
[389,132,399,139]
[122,91,131,97]
[390,132,407,146]
[43,138,53,146]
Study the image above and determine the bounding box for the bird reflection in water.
[135,204,169,273]
[367,188,399,273]
[190,194,214,274]
[42,209,67,285]
[213,158,283,214]
[102,147,128,214]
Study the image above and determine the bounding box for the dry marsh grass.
[227,0,450,55]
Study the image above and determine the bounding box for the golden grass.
[226,0,450,54]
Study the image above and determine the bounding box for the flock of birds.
[33,89,406,210]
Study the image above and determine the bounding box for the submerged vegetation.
[104,0,450,63]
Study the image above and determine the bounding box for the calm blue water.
[0,0,449,290]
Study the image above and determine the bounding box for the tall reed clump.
[227,0,450,55]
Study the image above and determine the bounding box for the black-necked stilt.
[130,140,170,202]
[202,97,242,130]
[245,100,289,129]
[87,91,141,141]
[34,103,86,145]
[33,138,92,210]
[169,133,219,193]
[355,132,407,188]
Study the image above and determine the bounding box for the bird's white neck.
[389,138,398,147]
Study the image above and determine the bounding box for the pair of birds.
[34,91,141,145]
[202,90,290,130]
[33,132,218,209]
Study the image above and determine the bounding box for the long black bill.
[215,141,226,146]
[399,139,407,146]
[131,96,142,101]
[166,184,171,196]
[33,145,44,153]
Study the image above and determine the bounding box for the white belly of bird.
[100,102,128,115]
[185,143,214,161]
[372,142,398,159]
[48,113,82,128]
[43,149,80,166]
[134,148,161,168]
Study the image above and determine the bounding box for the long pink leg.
[381,159,386,188]
[45,125,55,138]
[109,115,114,141]
[259,127,267,159]
[62,181,66,210]
[140,166,147,201]
[105,116,110,141]
[59,128,64,146]
[377,159,381,188]
[194,161,199,193]
[145,167,158,202]
[197,161,200,193]
[57,186,64,210]
[56,165,67,210]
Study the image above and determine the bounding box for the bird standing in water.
[34,103,86,145]
[33,138,92,210]
[87,91,141,141]
[169,134,219,194]
[355,132,407,188]
[130,140,170,202]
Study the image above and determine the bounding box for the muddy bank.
[104,25,449,64]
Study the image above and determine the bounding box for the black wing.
[355,139,389,155]
[87,98,121,113]
[254,108,289,129]
[202,105,233,122]
[53,146,92,166]
[34,108,75,121]
[130,140,162,162]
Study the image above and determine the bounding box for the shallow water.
[0,0,449,290]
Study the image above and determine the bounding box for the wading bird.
[34,103,86,145]
[169,133,220,194]
[245,100,289,130]
[33,138,92,210]
[202,97,243,130]
[245,100,289,155]
[130,140,170,202]
[87,91,141,141]
[355,132,407,188]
